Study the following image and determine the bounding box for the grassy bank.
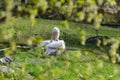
[0,18,120,80]
[0,18,120,46]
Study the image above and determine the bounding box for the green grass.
[0,18,119,45]
[4,48,120,80]
[0,18,120,80]
[0,17,119,53]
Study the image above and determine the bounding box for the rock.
[27,74,34,80]
[0,66,14,73]
[0,56,13,64]
[103,4,117,14]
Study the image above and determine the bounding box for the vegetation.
[0,0,120,80]
[0,18,119,45]
[2,47,119,80]
[0,18,120,80]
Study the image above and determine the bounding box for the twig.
[0,48,10,51]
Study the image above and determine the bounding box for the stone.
[0,66,14,73]
[0,56,13,64]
